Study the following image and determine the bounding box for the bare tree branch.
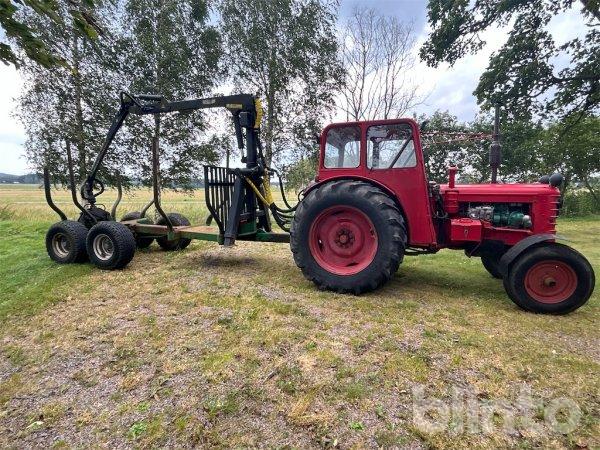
[339,7,424,121]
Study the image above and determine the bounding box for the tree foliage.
[536,114,600,200]
[116,0,224,188]
[0,0,102,67]
[218,0,343,165]
[421,0,600,120]
[15,0,119,185]
[16,0,224,189]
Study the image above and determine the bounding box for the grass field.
[0,184,598,448]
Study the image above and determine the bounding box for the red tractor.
[43,93,595,314]
[291,114,595,314]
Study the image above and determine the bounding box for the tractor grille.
[204,165,236,234]
[548,194,561,232]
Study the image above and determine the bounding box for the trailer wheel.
[503,243,595,314]
[46,220,89,263]
[86,221,136,270]
[121,211,154,249]
[291,180,406,294]
[481,253,503,279]
[156,213,192,251]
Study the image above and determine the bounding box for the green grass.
[0,220,94,322]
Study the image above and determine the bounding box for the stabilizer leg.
[43,168,67,221]
[223,176,245,246]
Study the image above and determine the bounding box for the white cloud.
[0,64,27,174]
[410,22,510,121]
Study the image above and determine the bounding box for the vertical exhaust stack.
[489,103,502,183]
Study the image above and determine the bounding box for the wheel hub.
[309,206,378,276]
[335,228,355,248]
[93,233,115,261]
[524,260,577,304]
[51,233,71,258]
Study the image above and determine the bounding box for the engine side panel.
[439,183,561,247]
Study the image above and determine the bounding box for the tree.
[17,0,225,189]
[116,0,225,188]
[1,0,101,67]
[419,111,467,183]
[537,114,600,199]
[218,0,343,165]
[340,6,421,121]
[15,0,121,185]
[419,110,546,184]
[420,0,600,120]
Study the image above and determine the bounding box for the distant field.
[0,184,598,448]
[0,183,213,223]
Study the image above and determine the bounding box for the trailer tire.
[291,180,406,294]
[156,213,192,251]
[121,211,154,249]
[481,253,503,279]
[46,220,89,263]
[503,243,595,314]
[86,221,136,270]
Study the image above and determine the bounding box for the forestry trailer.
[44,93,595,314]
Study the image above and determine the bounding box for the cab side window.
[324,125,361,168]
[367,124,415,169]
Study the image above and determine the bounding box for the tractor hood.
[439,182,561,202]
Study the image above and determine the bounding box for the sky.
[0,0,587,174]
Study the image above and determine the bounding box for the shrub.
[561,189,600,216]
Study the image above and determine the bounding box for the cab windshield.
[367,123,415,169]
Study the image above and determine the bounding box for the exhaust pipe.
[490,103,501,183]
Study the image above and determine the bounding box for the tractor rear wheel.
[156,213,192,251]
[481,252,503,279]
[291,180,406,294]
[503,243,595,314]
[46,220,89,263]
[121,211,154,249]
[86,221,136,270]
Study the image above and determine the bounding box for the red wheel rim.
[524,260,577,304]
[309,206,378,276]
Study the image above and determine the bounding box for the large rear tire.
[121,211,154,249]
[503,243,595,314]
[156,213,192,251]
[46,220,89,264]
[290,180,406,294]
[86,221,136,270]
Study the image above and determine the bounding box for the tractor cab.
[315,119,437,247]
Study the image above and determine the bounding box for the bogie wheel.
[290,180,407,294]
[86,221,136,270]
[46,220,89,263]
[156,213,192,251]
[481,252,503,279]
[503,243,595,314]
[121,211,154,249]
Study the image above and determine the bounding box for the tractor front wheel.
[481,252,503,279]
[504,243,595,314]
[291,180,407,294]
